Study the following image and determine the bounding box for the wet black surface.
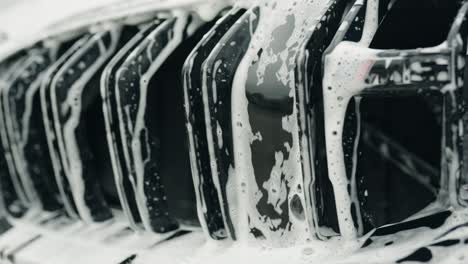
[296,0,351,237]
[397,247,433,263]
[112,15,219,232]
[0,1,466,260]
[5,47,61,212]
[183,8,246,239]
[102,21,164,226]
[47,25,142,221]
[313,0,468,236]
[202,7,260,239]
[352,96,441,233]
[370,0,459,49]
[41,35,92,218]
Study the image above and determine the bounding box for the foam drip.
[1,0,468,263]
[114,11,205,232]
[101,21,165,231]
[183,7,250,240]
[3,45,65,212]
[199,5,264,241]
[122,17,187,231]
[3,55,46,210]
[40,35,94,219]
[230,0,337,246]
[0,56,32,209]
[50,28,120,222]
[321,0,468,240]
[322,0,383,239]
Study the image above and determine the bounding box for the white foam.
[321,0,463,240]
[230,0,338,247]
[2,0,468,263]
[50,28,121,222]
[40,37,93,219]
[114,12,203,231]
[2,48,61,212]
[100,22,159,231]
[0,57,34,208]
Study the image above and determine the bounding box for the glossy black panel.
[202,7,260,239]
[295,0,350,239]
[183,7,245,239]
[102,20,165,229]
[114,15,214,232]
[41,34,92,218]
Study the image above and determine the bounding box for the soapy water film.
[0,0,468,263]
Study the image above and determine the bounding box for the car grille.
[0,0,468,263]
